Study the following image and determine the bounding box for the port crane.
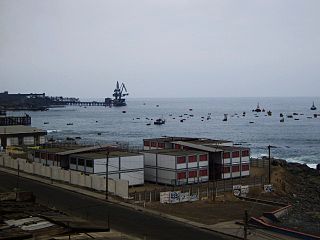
[112,81,129,106]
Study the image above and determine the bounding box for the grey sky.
[1,0,319,98]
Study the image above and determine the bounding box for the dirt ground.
[146,193,278,225]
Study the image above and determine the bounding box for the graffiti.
[160,191,198,204]
[233,185,249,197]
[264,184,273,192]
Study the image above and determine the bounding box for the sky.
[0,0,320,98]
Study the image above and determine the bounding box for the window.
[40,152,46,159]
[177,156,186,164]
[223,152,230,159]
[158,142,165,148]
[177,172,186,179]
[188,155,197,162]
[242,164,249,171]
[48,154,55,161]
[151,142,157,147]
[232,165,240,172]
[78,159,85,166]
[70,158,76,164]
[199,154,208,161]
[232,151,240,158]
[223,166,230,173]
[35,152,40,158]
[199,169,208,176]
[86,160,93,168]
[188,171,197,178]
[144,141,150,147]
[242,150,250,157]
[174,144,181,149]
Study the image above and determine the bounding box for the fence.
[129,175,268,203]
[0,154,129,198]
[250,158,270,168]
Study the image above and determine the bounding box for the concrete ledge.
[250,217,320,240]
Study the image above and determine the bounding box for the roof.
[0,125,46,135]
[71,151,142,159]
[172,141,249,153]
[143,136,198,143]
[57,144,118,156]
[143,149,207,156]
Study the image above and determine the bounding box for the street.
[0,171,237,240]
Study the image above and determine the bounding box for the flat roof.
[71,151,141,159]
[185,139,232,145]
[0,125,46,135]
[143,136,198,143]
[214,146,250,151]
[143,149,207,156]
[172,141,249,153]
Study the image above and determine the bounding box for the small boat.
[146,123,151,126]
[311,102,317,110]
[287,115,293,118]
[156,105,159,107]
[75,136,82,139]
[44,122,49,124]
[267,111,272,116]
[249,121,254,124]
[223,114,228,121]
[67,123,73,126]
[294,118,300,121]
[189,108,193,111]
[314,114,318,118]
[293,113,298,115]
[154,118,165,125]
[242,112,246,116]
[262,109,265,112]
[97,132,102,135]
[280,113,283,117]
[122,110,126,113]
[254,103,261,112]
[280,117,284,122]
[180,119,184,123]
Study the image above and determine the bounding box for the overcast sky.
[0,0,319,98]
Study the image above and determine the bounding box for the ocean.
[8,97,320,167]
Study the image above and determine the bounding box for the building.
[0,114,31,126]
[143,137,250,181]
[143,149,209,185]
[31,144,117,169]
[0,126,46,148]
[69,151,144,186]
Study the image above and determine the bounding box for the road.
[0,171,237,240]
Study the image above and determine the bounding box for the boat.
[66,123,73,125]
[267,111,272,116]
[223,114,228,121]
[287,115,293,118]
[154,118,165,125]
[280,113,283,117]
[280,117,284,122]
[146,123,151,126]
[44,122,49,124]
[122,110,126,113]
[311,102,317,110]
[253,103,261,112]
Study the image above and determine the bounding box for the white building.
[69,151,144,186]
[0,125,46,148]
[143,149,209,185]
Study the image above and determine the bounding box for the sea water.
[9,97,320,166]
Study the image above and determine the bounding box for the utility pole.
[268,145,271,184]
[105,151,109,200]
[244,209,248,240]
[16,161,20,190]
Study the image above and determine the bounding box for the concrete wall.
[0,154,129,199]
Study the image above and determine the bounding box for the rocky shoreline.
[266,159,320,235]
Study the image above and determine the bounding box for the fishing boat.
[253,103,261,112]
[154,118,165,125]
[311,102,317,110]
[280,117,284,122]
[223,114,228,121]
[267,111,272,116]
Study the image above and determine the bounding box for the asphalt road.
[0,171,237,240]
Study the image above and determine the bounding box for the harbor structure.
[0,126,46,148]
[143,149,209,185]
[0,114,31,126]
[143,137,250,181]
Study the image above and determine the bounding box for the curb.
[0,167,241,239]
